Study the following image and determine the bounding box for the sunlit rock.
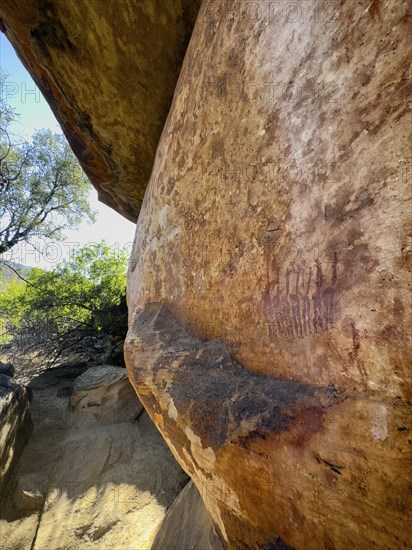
[70,365,143,424]
[1,0,411,548]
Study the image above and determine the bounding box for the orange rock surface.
[125,2,412,547]
[1,1,411,548]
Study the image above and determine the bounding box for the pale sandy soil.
[0,359,189,550]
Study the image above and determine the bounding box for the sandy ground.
[0,360,189,550]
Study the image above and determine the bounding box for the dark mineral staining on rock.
[260,536,295,550]
[131,304,339,451]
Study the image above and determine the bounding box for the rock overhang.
[0,0,202,221]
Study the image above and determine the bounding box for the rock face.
[70,365,144,424]
[124,1,411,548]
[0,0,201,221]
[0,374,32,495]
[2,0,412,548]
[152,480,225,550]
[126,304,410,549]
[0,362,15,378]
[14,473,46,511]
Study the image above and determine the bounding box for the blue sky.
[0,34,136,268]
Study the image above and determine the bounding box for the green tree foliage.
[0,243,128,358]
[0,129,96,254]
[0,72,96,255]
[0,276,25,344]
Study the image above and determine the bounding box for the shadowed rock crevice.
[0,374,32,496]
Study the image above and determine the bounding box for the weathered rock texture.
[126,304,410,549]
[70,365,144,424]
[124,1,412,548]
[2,0,412,548]
[0,374,32,495]
[0,0,201,221]
[152,480,225,550]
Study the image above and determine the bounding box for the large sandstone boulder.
[32,419,187,550]
[70,365,143,424]
[1,0,411,548]
[0,0,201,220]
[0,374,32,495]
[124,1,412,548]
